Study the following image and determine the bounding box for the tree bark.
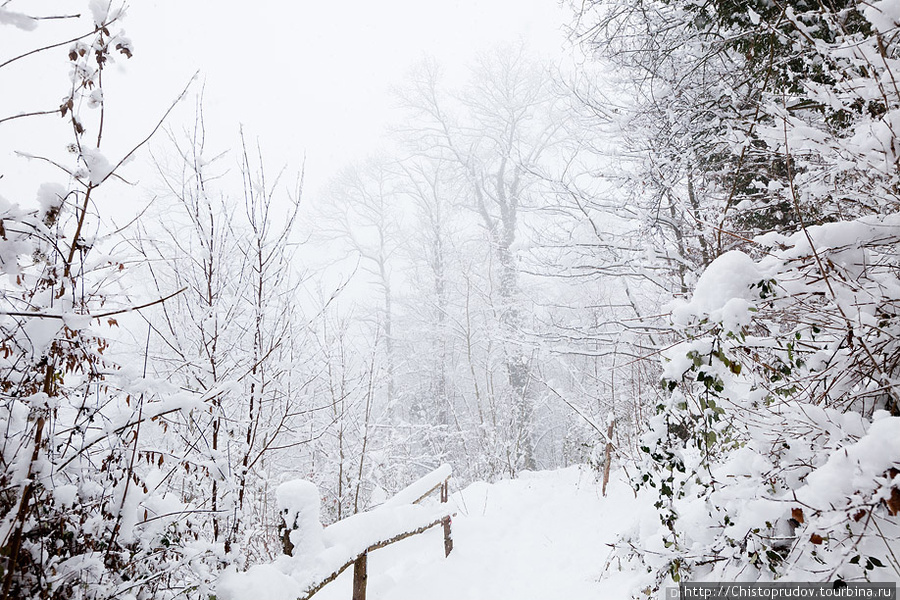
[352,553,368,600]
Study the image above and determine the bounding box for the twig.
[0,287,187,320]
[0,109,61,126]
[0,27,102,70]
[96,72,198,186]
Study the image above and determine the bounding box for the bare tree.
[136,108,308,565]
[396,49,573,471]
[319,155,404,414]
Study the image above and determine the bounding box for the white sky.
[136,0,572,193]
[2,1,573,207]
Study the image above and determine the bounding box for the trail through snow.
[313,466,646,600]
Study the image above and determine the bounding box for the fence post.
[352,552,368,600]
[440,480,453,557]
[601,418,615,497]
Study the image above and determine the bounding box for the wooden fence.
[295,466,454,600]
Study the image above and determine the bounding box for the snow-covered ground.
[312,466,647,600]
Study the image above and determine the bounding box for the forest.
[1,0,899,598]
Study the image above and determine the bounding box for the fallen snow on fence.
[315,465,646,600]
[382,463,452,507]
[218,468,454,600]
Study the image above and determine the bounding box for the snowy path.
[314,466,643,600]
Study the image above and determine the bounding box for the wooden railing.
[295,465,455,600]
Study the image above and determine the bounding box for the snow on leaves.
[626,214,900,589]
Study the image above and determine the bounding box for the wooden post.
[440,480,453,557]
[352,552,368,600]
[282,526,295,556]
[601,418,615,497]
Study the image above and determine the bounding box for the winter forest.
[2,0,900,598]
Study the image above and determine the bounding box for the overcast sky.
[128,0,573,193]
[2,0,573,209]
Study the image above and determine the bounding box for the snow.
[797,415,900,510]
[4,0,899,595]
[747,8,761,26]
[88,0,110,26]
[219,565,302,600]
[53,484,79,509]
[0,7,37,30]
[383,464,451,507]
[22,316,63,358]
[224,466,652,600]
[277,479,325,562]
[79,147,115,185]
[671,250,763,328]
[321,502,451,555]
[0,196,37,276]
[755,213,900,259]
[863,0,900,34]
[88,88,104,109]
[35,183,66,217]
[220,475,457,600]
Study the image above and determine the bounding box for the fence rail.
[296,466,454,600]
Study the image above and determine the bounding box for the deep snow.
[310,465,646,600]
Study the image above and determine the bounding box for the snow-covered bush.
[0,6,204,599]
[625,217,900,591]
[573,0,900,592]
